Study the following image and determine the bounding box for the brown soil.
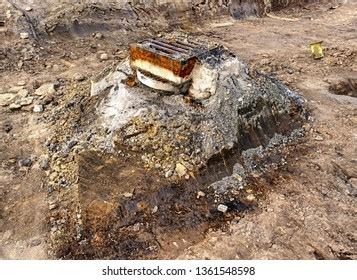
[0,2,356,259]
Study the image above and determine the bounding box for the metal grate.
[137,38,208,61]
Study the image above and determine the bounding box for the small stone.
[175,163,187,177]
[9,103,22,110]
[24,7,33,12]
[94,32,103,39]
[165,170,173,178]
[29,239,42,247]
[0,93,16,106]
[39,155,49,170]
[17,81,27,86]
[4,122,13,133]
[123,192,133,198]
[20,32,29,39]
[19,97,33,106]
[217,204,228,213]
[244,194,257,205]
[314,135,324,141]
[49,203,58,210]
[35,83,56,96]
[152,205,158,214]
[17,89,29,98]
[197,191,206,199]
[33,104,44,113]
[73,73,85,81]
[8,86,24,93]
[100,53,109,61]
[18,159,32,167]
[68,140,78,149]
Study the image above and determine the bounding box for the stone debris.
[175,163,188,177]
[100,53,109,61]
[217,204,228,213]
[33,104,44,113]
[197,191,206,199]
[20,32,29,39]
[73,73,85,82]
[123,192,134,198]
[18,159,32,167]
[35,83,56,96]
[0,93,16,106]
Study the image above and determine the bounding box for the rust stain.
[130,44,197,78]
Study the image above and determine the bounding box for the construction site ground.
[0,2,356,259]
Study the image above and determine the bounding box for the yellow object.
[310,41,324,59]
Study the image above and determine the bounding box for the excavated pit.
[46,41,308,259]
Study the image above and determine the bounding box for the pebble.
[314,135,324,141]
[18,159,32,167]
[73,73,85,81]
[33,104,44,113]
[9,103,22,110]
[35,83,56,96]
[197,191,206,199]
[217,204,228,213]
[4,122,13,133]
[123,192,133,198]
[68,140,78,149]
[175,162,187,177]
[19,97,33,106]
[165,170,173,178]
[8,86,24,93]
[152,205,158,214]
[17,89,29,98]
[100,53,109,61]
[20,32,29,39]
[94,32,104,39]
[0,93,16,106]
[24,7,33,12]
[17,80,27,86]
[39,155,50,170]
[244,194,257,205]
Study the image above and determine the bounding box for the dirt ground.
[0,2,356,259]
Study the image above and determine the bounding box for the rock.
[9,103,22,110]
[123,192,133,198]
[17,81,27,86]
[197,191,206,199]
[49,203,58,210]
[17,89,29,98]
[73,73,85,82]
[8,86,24,93]
[39,155,49,170]
[4,122,13,133]
[18,159,32,167]
[20,32,29,39]
[68,140,78,149]
[29,239,42,247]
[35,83,56,96]
[24,7,32,12]
[0,93,16,106]
[165,170,173,178]
[100,53,109,61]
[314,135,324,141]
[152,205,158,214]
[175,163,188,177]
[33,104,44,113]
[94,32,104,39]
[217,204,228,213]
[243,194,257,205]
[19,97,33,106]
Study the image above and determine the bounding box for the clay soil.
[0,2,356,259]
